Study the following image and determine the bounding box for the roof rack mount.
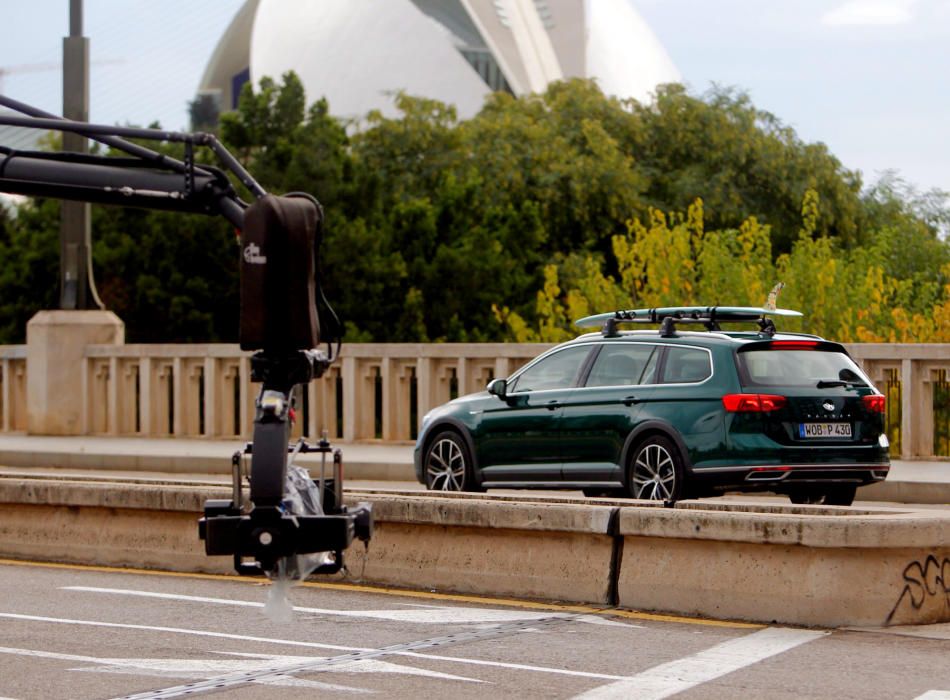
[578,306,803,339]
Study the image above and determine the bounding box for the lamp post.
[60,0,101,309]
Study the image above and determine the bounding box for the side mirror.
[487,378,508,399]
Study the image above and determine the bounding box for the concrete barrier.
[616,505,950,628]
[1,474,948,627]
[0,478,230,574]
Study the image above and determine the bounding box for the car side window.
[660,346,711,383]
[508,346,592,393]
[586,345,657,387]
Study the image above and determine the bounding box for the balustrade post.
[171,357,183,436]
[315,366,340,439]
[917,368,937,458]
[342,356,357,441]
[416,356,433,435]
[139,357,152,436]
[80,356,89,434]
[184,362,203,436]
[495,357,511,382]
[107,357,119,434]
[13,362,26,432]
[221,363,240,437]
[901,359,915,459]
[118,362,137,434]
[203,357,217,437]
[89,361,109,433]
[312,370,327,438]
[357,363,379,440]
[381,357,397,441]
[0,360,9,432]
[457,357,469,396]
[398,364,414,440]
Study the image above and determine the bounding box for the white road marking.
[915,693,950,699]
[62,585,632,627]
[573,627,827,699]
[0,612,626,681]
[0,646,481,689]
[0,612,366,653]
[846,623,950,641]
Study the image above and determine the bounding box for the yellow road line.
[0,557,762,629]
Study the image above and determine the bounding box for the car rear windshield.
[737,349,867,388]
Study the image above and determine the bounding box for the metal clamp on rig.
[198,194,373,578]
[198,361,374,578]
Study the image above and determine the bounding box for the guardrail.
[3,334,950,459]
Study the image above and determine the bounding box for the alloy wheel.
[632,443,677,500]
[426,437,466,491]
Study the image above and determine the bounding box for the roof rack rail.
[575,306,803,339]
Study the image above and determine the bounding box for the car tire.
[788,485,856,506]
[423,431,481,492]
[823,485,857,506]
[626,435,684,502]
[582,488,618,498]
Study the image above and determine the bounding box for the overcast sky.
[1,0,947,195]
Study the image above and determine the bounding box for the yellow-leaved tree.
[495,191,950,343]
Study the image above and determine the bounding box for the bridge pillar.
[26,310,124,435]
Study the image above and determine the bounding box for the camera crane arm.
[0,96,371,578]
[0,94,256,227]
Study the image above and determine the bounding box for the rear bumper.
[691,461,890,492]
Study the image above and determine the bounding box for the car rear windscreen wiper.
[816,379,866,388]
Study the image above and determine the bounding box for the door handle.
[546,400,560,410]
[623,395,638,406]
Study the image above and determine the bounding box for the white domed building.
[198,0,679,121]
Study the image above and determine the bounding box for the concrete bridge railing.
[1,310,949,458]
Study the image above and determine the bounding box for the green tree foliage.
[1,74,948,345]
[91,206,240,342]
[498,191,950,343]
[626,85,867,253]
[0,198,60,341]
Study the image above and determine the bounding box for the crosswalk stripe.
[574,627,827,699]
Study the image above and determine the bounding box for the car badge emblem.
[822,401,835,412]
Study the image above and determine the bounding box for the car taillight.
[863,395,886,413]
[722,394,787,412]
[770,341,819,349]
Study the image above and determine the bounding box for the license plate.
[799,422,852,438]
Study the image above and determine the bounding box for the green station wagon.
[414,306,890,506]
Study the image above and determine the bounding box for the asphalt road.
[1,560,950,699]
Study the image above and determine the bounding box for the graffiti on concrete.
[885,554,950,625]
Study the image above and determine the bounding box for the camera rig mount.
[0,95,372,578]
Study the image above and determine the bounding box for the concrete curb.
[0,447,417,481]
[860,479,950,505]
